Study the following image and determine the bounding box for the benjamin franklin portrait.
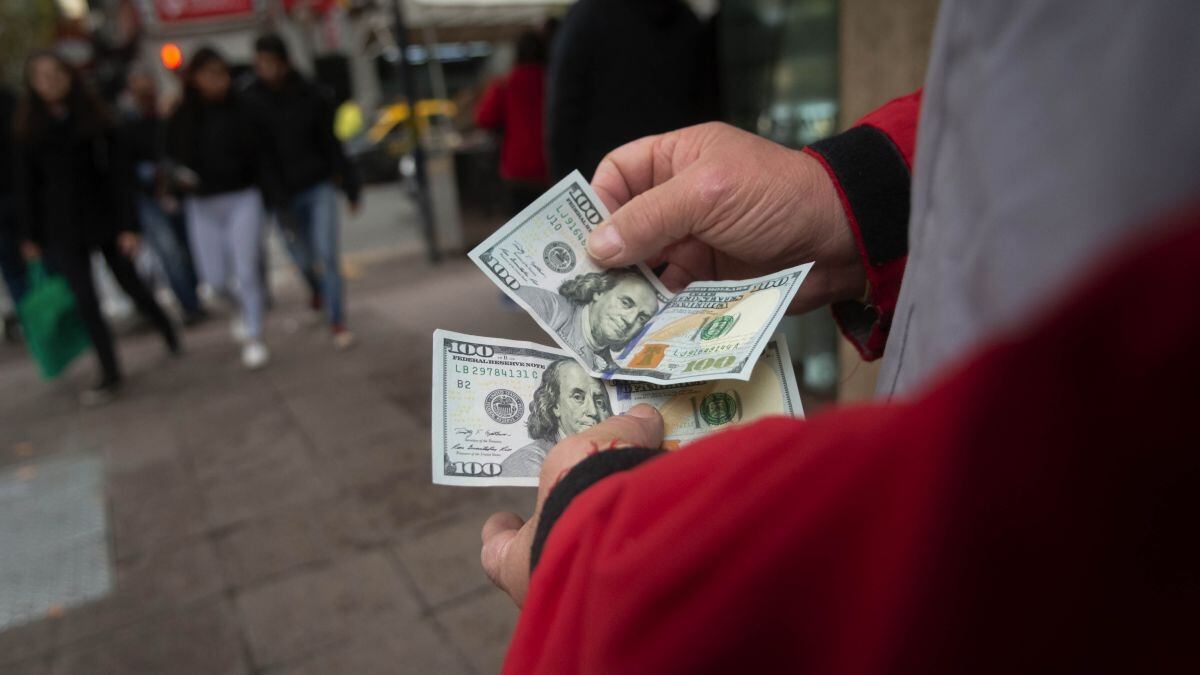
[515,269,659,371]
[500,358,613,477]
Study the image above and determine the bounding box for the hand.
[481,404,664,607]
[20,241,41,261]
[117,232,139,257]
[587,122,866,313]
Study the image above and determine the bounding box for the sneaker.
[241,340,269,369]
[332,326,356,351]
[80,377,121,407]
[230,317,248,342]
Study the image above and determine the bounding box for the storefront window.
[719,0,840,403]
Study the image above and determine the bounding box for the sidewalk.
[0,247,550,674]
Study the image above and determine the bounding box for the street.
[0,185,545,674]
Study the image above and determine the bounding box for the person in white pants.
[168,47,269,369]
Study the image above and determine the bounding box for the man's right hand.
[587,122,866,314]
[20,241,41,262]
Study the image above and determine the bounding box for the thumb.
[481,511,525,593]
[586,169,714,268]
[579,403,665,450]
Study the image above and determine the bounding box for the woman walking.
[167,47,270,369]
[13,51,179,405]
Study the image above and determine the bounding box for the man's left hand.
[481,404,664,607]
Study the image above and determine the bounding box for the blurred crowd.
[0,33,361,405]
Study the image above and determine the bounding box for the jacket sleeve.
[11,143,38,243]
[241,102,285,210]
[804,89,922,360]
[505,209,1200,675]
[109,129,139,235]
[474,79,505,131]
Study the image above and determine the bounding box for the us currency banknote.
[468,170,813,385]
[432,329,804,487]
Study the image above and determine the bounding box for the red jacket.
[502,94,1200,674]
[475,64,549,183]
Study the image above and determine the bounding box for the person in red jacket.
[478,3,1200,673]
[475,31,550,216]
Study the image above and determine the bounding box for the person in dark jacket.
[168,47,270,369]
[246,33,361,351]
[475,31,550,215]
[0,86,25,341]
[121,67,205,324]
[546,0,717,180]
[13,51,179,404]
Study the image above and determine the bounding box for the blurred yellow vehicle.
[346,99,458,183]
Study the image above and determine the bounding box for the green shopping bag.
[17,261,91,379]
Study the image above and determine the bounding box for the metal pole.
[391,0,440,263]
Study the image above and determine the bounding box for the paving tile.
[0,616,56,667]
[267,619,469,675]
[100,423,181,478]
[282,387,410,452]
[394,516,495,608]
[350,470,490,539]
[55,538,224,646]
[109,479,209,557]
[172,383,281,448]
[435,589,519,675]
[314,417,430,491]
[106,454,194,504]
[234,551,421,669]
[52,599,247,675]
[199,441,332,529]
[213,504,333,589]
[184,410,310,486]
[2,655,53,675]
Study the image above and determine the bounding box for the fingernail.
[627,404,657,419]
[587,223,623,259]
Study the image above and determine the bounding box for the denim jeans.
[138,195,201,315]
[279,182,344,327]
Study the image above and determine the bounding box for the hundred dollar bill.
[432,329,804,487]
[468,170,813,384]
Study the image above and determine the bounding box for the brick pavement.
[0,251,550,674]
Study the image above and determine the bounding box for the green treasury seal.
[700,314,738,341]
[701,392,738,426]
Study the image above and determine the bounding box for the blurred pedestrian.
[475,30,550,215]
[546,0,716,180]
[12,51,179,404]
[246,33,360,351]
[167,47,269,369]
[0,86,26,341]
[121,66,207,325]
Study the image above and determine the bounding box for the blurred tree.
[0,0,58,85]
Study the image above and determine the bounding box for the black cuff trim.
[808,125,911,266]
[530,446,664,573]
